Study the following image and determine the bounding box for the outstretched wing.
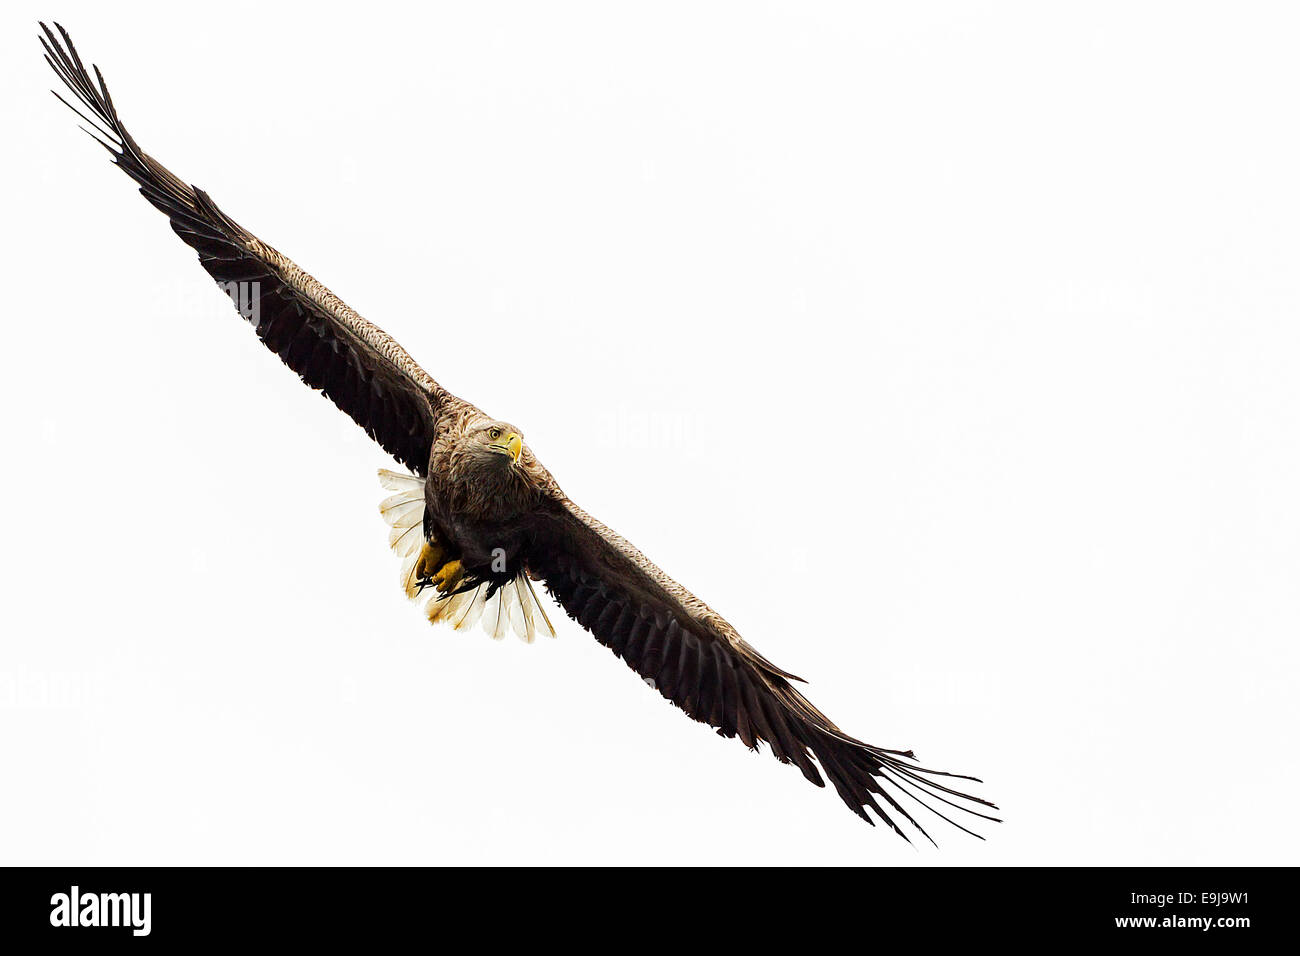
[41,23,452,474]
[526,495,1000,842]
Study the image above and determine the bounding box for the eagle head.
[468,420,524,466]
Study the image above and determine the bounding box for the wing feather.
[527,495,998,842]
[41,23,456,473]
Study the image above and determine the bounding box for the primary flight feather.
[41,22,998,843]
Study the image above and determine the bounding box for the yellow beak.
[506,432,522,463]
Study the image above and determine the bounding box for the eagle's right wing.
[42,23,453,474]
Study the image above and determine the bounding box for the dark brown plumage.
[43,22,998,842]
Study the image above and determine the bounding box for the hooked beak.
[490,432,523,463]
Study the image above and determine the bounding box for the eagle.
[42,23,998,843]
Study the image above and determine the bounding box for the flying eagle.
[42,23,998,843]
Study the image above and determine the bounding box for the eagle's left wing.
[42,23,454,474]
[525,495,999,843]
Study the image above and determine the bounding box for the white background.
[2,2,1297,865]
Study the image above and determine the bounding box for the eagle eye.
[488,427,502,440]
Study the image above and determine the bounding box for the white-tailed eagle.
[42,22,997,843]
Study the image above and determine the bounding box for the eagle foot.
[431,559,464,594]
[414,542,446,583]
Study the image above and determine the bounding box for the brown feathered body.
[423,406,551,584]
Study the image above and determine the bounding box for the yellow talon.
[432,559,464,594]
[415,542,445,583]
